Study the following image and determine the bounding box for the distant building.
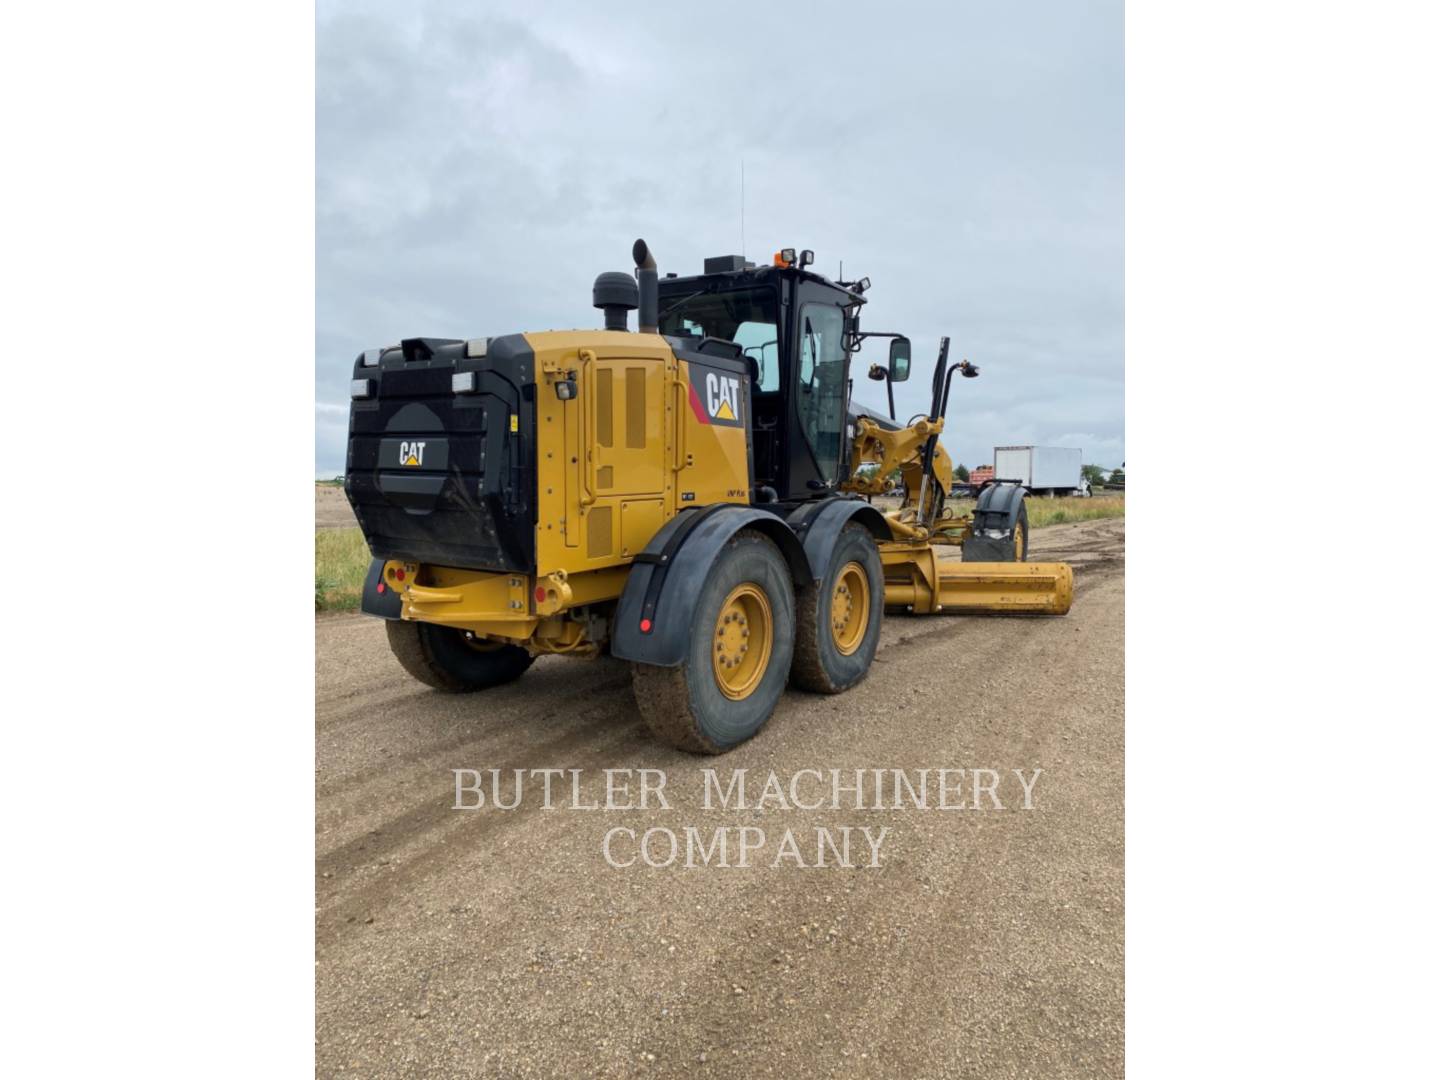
[969,465,994,486]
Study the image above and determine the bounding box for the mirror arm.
[928,337,951,419]
[936,357,980,421]
[851,331,909,419]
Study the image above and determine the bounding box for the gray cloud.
[316,0,1123,476]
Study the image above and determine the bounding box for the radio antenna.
[740,159,746,257]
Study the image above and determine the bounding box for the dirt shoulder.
[316,484,356,529]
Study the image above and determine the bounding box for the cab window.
[659,286,779,391]
[733,322,779,391]
[796,302,847,484]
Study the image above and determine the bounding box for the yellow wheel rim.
[1013,521,1026,560]
[712,583,773,701]
[829,561,870,656]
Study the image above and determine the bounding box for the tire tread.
[385,620,533,692]
[629,529,793,754]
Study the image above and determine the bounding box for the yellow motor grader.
[345,240,1072,753]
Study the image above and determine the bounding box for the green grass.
[936,491,1124,529]
[315,527,371,611]
[1019,492,1125,528]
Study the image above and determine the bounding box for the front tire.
[792,523,884,693]
[385,620,534,692]
[631,529,795,754]
[1012,500,1030,561]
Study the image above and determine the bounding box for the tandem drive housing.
[452,767,1046,869]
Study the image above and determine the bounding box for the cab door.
[788,285,851,494]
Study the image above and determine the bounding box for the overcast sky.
[316,0,1122,477]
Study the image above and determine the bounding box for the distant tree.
[952,463,970,482]
[1108,467,1125,486]
[1081,464,1107,486]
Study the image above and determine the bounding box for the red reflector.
[639,618,653,633]
[376,582,385,594]
[395,567,406,581]
[535,586,546,603]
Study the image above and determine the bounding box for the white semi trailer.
[993,445,1088,497]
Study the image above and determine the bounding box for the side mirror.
[888,337,912,382]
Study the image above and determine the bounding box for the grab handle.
[579,349,597,507]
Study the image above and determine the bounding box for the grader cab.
[345,240,1072,753]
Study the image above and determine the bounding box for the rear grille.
[344,334,537,572]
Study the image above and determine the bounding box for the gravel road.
[316,517,1124,1078]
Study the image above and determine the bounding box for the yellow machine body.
[384,330,1071,655]
[527,331,749,578]
[390,330,751,652]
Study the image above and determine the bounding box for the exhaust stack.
[633,238,658,334]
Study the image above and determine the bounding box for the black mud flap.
[359,557,403,619]
[963,483,1025,562]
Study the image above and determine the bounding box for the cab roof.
[657,260,869,305]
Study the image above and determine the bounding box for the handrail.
[672,373,687,471]
[579,349,597,507]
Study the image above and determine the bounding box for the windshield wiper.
[657,288,711,322]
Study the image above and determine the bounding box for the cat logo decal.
[685,364,745,428]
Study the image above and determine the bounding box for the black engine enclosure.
[344,334,536,573]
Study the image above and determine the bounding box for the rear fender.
[963,483,1026,561]
[610,505,808,667]
[786,498,891,582]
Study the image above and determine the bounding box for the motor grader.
[345,240,1072,753]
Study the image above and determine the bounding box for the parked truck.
[993,445,1088,497]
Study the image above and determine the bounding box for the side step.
[882,559,1074,616]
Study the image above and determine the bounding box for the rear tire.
[385,620,534,692]
[792,523,884,693]
[631,529,795,754]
